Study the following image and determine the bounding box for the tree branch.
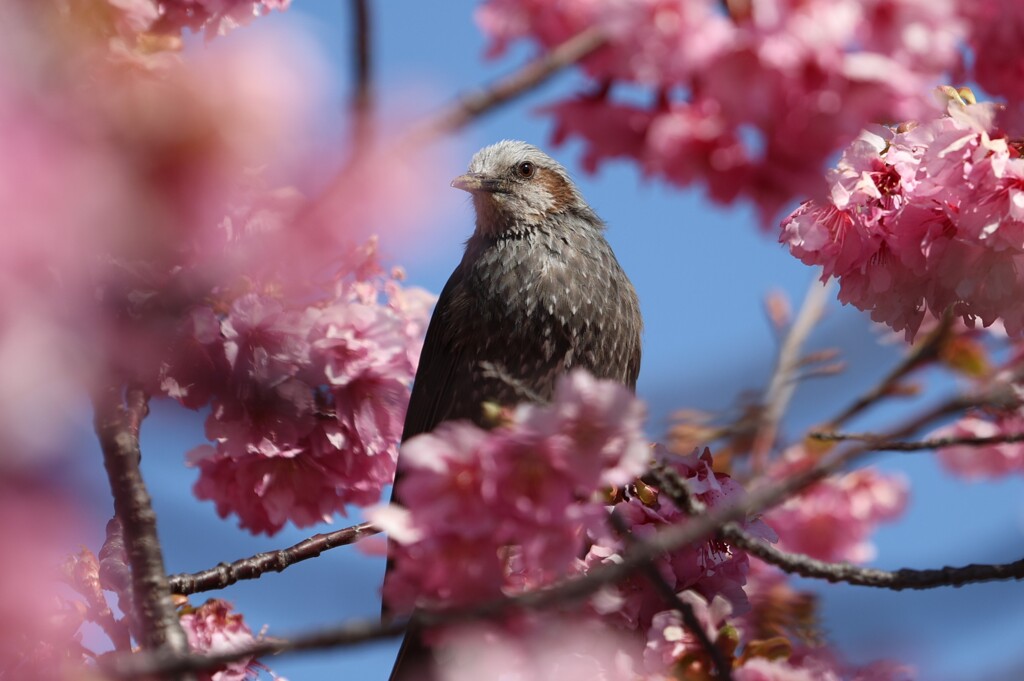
[807,430,1024,451]
[609,510,733,681]
[403,27,607,144]
[750,279,832,472]
[651,460,1024,591]
[728,529,1024,590]
[349,0,373,149]
[168,522,379,595]
[93,383,191,660]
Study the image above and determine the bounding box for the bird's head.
[451,140,592,236]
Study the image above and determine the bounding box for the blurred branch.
[808,430,1024,451]
[404,27,607,144]
[750,279,832,472]
[168,522,379,595]
[93,384,192,666]
[349,0,373,149]
[824,314,952,429]
[609,510,733,681]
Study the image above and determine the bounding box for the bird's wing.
[400,265,467,443]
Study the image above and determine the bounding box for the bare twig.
[349,0,373,149]
[93,384,191,661]
[168,522,379,595]
[807,430,1024,451]
[609,510,733,680]
[479,361,546,404]
[750,279,833,472]
[403,27,607,144]
[652,460,1024,591]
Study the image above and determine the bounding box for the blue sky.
[65,2,1024,679]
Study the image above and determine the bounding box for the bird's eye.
[516,161,536,178]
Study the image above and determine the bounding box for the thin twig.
[403,27,607,144]
[609,510,733,680]
[296,27,607,229]
[651,460,1024,591]
[750,280,833,473]
[168,522,379,595]
[349,0,373,150]
[93,384,192,662]
[479,361,546,404]
[808,430,1024,451]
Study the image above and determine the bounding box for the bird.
[387,140,642,680]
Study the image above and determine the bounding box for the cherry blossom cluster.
[161,243,433,535]
[376,370,651,611]
[180,599,274,681]
[643,590,911,680]
[476,0,963,222]
[584,448,777,630]
[782,98,1024,340]
[764,446,908,563]
[107,0,290,42]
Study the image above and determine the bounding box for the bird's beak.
[451,172,503,193]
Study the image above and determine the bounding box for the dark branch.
[404,28,607,144]
[808,430,1024,451]
[349,0,373,148]
[651,461,1024,591]
[93,383,191,659]
[168,522,379,595]
[727,530,1024,590]
[609,510,733,680]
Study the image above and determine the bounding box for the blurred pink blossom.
[0,484,90,679]
[765,447,908,563]
[437,618,641,681]
[933,415,1024,479]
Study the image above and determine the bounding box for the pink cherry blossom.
[584,449,777,630]
[643,591,732,674]
[782,100,1024,340]
[107,0,290,42]
[765,447,908,563]
[180,599,274,681]
[180,258,433,535]
[478,0,962,222]
[374,371,649,613]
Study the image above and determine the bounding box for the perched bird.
[388,140,642,680]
